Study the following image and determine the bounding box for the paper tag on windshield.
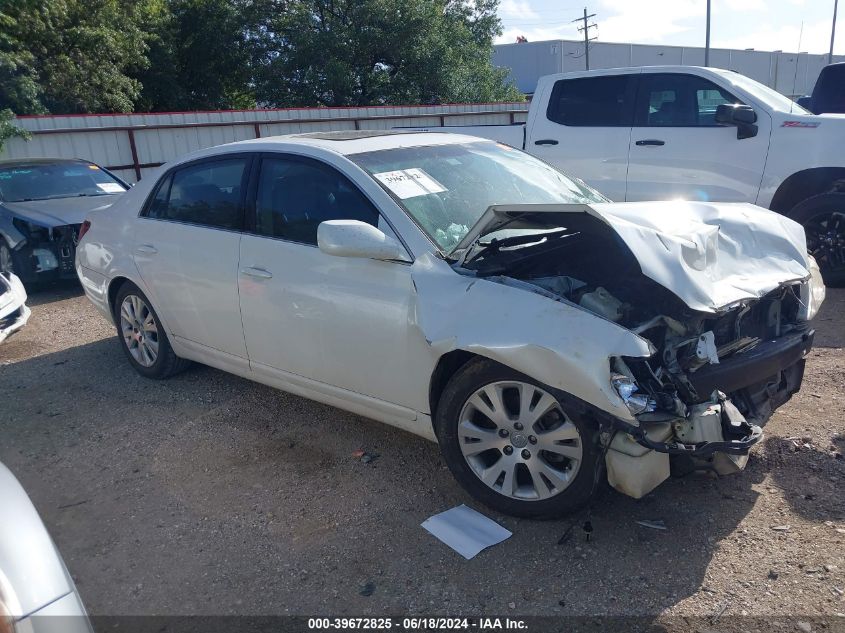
[373,168,446,199]
[97,182,125,193]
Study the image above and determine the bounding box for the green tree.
[0,0,149,114]
[133,0,255,111]
[250,0,522,107]
[0,108,30,154]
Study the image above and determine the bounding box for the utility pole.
[830,0,839,64]
[704,0,711,66]
[572,7,598,70]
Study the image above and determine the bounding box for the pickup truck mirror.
[715,104,758,140]
[317,219,411,262]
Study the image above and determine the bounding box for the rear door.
[133,154,251,361]
[527,72,637,201]
[625,72,770,203]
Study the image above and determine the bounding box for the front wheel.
[435,358,601,519]
[790,193,845,287]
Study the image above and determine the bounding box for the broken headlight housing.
[11,217,50,242]
[611,373,656,415]
[798,254,825,321]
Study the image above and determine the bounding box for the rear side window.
[146,157,249,230]
[253,156,380,245]
[546,75,635,126]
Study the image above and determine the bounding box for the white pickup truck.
[415,65,845,284]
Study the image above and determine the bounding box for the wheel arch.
[769,168,845,215]
[428,350,479,417]
[107,276,132,318]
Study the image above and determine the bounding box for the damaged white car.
[75,132,825,517]
[0,272,29,345]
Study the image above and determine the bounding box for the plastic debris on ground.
[421,504,512,559]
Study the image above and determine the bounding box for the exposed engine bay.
[454,208,822,498]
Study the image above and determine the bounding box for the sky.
[496,0,844,55]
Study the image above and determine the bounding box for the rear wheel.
[790,193,845,286]
[435,358,601,518]
[113,282,190,379]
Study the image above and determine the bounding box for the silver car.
[0,462,91,633]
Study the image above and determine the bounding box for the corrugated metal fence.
[0,103,529,183]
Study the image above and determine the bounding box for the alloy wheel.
[805,211,845,276]
[457,381,583,501]
[119,294,159,367]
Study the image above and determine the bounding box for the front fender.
[411,254,652,422]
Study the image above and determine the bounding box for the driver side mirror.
[317,220,411,262]
[715,104,758,140]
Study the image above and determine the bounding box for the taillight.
[77,220,91,241]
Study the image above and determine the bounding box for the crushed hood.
[451,201,811,314]
[1,195,118,227]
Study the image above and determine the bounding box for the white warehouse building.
[493,39,845,97]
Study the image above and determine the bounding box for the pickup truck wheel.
[114,282,190,379]
[790,193,845,286]
[435,358,601,519]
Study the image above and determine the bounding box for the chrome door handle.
[136,244,158,254]
[240,267,273,279]
[635,139,665,146]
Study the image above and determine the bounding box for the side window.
[147,157,248,230]
[546,76,635,126]
[636,74,743,126]
[254,157,380,245]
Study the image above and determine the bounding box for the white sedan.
[76,131,824,517]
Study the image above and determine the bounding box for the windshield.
[351,141,608,251]
[719,71,811,114]
[0,162,128,202]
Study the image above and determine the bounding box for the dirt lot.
[1,282,843,624]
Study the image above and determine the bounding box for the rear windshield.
[0,163,128,202]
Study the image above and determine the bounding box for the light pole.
[830,0,839,64]
[705,0,711,67]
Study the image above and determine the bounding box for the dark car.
[800,62,845,115]
[0,158,129,285]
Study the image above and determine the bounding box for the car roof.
[229,130,492,156]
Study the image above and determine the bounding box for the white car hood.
[452,201,811,314]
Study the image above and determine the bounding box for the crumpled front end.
[454,201,825,499]
[0,273,30,344]
[4,219,81,283]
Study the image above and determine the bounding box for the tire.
[0,239,19,277]
[113,281,190,379]
[789,193,845,287]
[434,358,602,519]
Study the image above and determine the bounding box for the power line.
[572,7,598,70]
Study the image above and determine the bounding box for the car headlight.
[11,217,50,241]
[611,373,656,415]
[799,254,825,321]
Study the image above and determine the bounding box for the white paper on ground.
[372,168,446,199]
[421,504,512,559]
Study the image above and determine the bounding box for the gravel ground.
[0,282,843,624]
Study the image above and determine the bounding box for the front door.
[626,72,770,203]
[237,154,421,412]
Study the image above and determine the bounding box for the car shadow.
[24,280,84,306]
[813,287,844,348]
[0,337,786,619]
